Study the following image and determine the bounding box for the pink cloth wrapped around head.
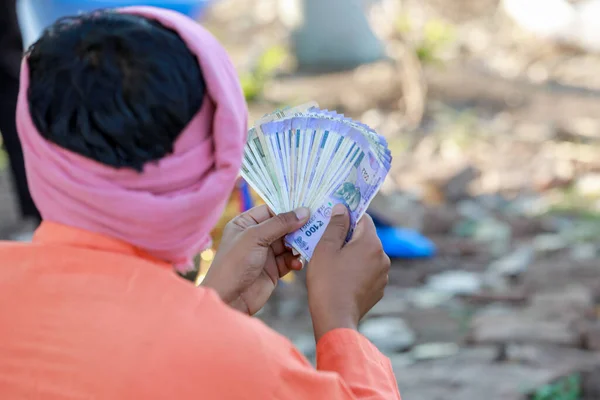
[16,6,248,270]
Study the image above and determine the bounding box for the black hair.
[26,10,206,172]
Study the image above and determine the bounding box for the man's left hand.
[202,205,310,315]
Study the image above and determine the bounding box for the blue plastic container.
[375,225,436,259]
[17,0,211,48]
[369,214,436,259]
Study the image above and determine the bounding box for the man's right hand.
[306,203,391,342]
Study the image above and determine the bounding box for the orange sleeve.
[267,328,401,400]
[127,288,401,400]
[316,329,401,399]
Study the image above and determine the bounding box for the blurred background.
[3,0,600,398]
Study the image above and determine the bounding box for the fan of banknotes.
[241,102,392,261]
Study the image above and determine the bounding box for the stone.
[533,234,569,253]
[505,195,550,217]
[579,321,600,351]
[388,353,415,368]
[563,222,600,243]
[411,342,460,361]
[475,194,511,212]
[481,273,510,293]
[367,288,408,317]
[407,288,454,309]
[570,243,598,261]
[472,218,512,256]
[576,173,600,197]
[421,206,460,235]
[442,166,480,203]
[433,236,482,259]
[483,246,534,292]
[452,219,478,237]
[582,366,600,400]
[489,111,514,134]
[367,191,424,230]
[514,122,556,142]
[425,271,482,296]
[531,285,593,314]
[470,286,593,346]
[359,317,416,353]
[393,345,600,400]
[487,246,534,278]
[456,199,489,220]
[469,308,579,346]
[433,237,484,257]
[542,215,574,233]
[503,217,545,237]
[558,117,600,141]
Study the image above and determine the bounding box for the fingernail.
[331,203,347,216]
[294,207,310,220]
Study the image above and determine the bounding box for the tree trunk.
[290,0,385,72]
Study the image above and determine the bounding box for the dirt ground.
[224,1,600,398]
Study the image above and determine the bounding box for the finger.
[351,215,368,237]
[243,204,276,225]
[349,213,377,242]
[252,208,310,246]
[316,203,350,251]
[271,237,286,256]
[383,253,391,273]
[289,257,303,271]
[230,205,273,230]
[275,252,302,278]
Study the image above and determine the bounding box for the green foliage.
[530,373,581,400]
[416,19,456,64]
[431,106,481,152]
[395,14,412,35]
[240,45,288,102]
[0,134,7,170]
[546,185,600,221]
[396,15,456,65]
[0,149,6,170]
[387,136,411,157]
[240,72,264,102]
[256,46,288,76]
[444,111,479,148]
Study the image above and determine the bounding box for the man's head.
[17,6,247,267]
[26,10,206,172]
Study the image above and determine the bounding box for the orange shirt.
[0,222,401,399]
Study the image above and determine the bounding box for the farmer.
[0,7,398,399]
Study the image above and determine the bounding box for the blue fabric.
[18,0,210,48]
[36,1,208,18]
[239,179,254,212]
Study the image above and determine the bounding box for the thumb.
[317,203,350,251]
[350,213,376,240]
[253,207,310,246]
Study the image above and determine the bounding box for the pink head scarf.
[16,6,248,271]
